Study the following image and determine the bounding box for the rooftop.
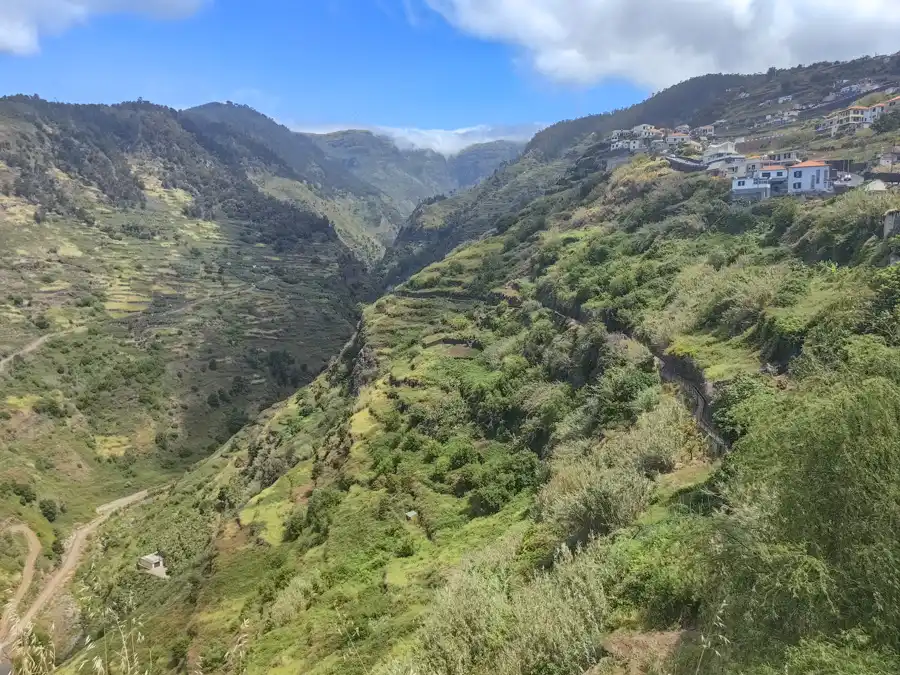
[760,165,786,171]
[792,160,828,168]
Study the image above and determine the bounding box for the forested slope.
[56,149,900,675]
[183,105,524,262]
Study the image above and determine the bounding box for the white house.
[702,141,738,165]
[732,176,771,201]
[694,125,716,138]
[758,165,788,181]
[821,106,868,136]
[864,95,900,125]
[787,161,833,195]
[778,95,794,104]
[766,149,801,165]
[611,139,643,151]
[880,147,900,167]
[608,129,629,141]
[707,156,748,178]
[632,124,655,138]
[665,133,690,147]
[675,124,691,134]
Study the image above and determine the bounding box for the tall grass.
[692,377,900,672]
[376,396,709,675]
[375,535,612,675]
[538,395,702,544]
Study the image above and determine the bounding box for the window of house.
[794,171,802,178]
[761,172,771,178]
[738,181,745,186]
[793,182,802,190]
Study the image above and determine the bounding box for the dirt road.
[0,327,85,375]
[0,488,152,652]
[0,525,41,641]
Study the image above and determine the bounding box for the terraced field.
[0,170,358,541]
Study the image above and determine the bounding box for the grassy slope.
[255,173,397,264]
[0,530,28,606]
[62,154,900,674]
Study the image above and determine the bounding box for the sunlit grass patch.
[668,332,760,382]
[5,394,42,411]
[56,241,84,257]
[94,435,131,458]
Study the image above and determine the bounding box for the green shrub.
[39,499,58,522]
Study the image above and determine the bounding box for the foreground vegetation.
[24,151,896,675]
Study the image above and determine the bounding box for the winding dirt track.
[0,525,41,641]
[0,328,85,375]
[0,489,152,652]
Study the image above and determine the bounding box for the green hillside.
[377,137,609,289]
[0,96,366,547]
[52,143,900,675]
[378,53,900,293]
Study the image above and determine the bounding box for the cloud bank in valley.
[0,0,206,54]
[296,123,543,156]
[378,123,543,155]
[424,0,900,89]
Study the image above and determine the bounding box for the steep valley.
[0,97,516,563]
[47,152,900,675]
[9,53,900,675]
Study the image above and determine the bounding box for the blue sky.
[0,0,646,134]
[1,0,898,148]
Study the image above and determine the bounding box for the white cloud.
[294,123,542,156]
[424,0,900,89]
[0,0,206,54]
[377,123,541,154]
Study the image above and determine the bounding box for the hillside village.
[601,75,900,202]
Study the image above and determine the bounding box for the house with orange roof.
[788,160,833,195]
[821,106,868,136]
[865,95,900,125]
